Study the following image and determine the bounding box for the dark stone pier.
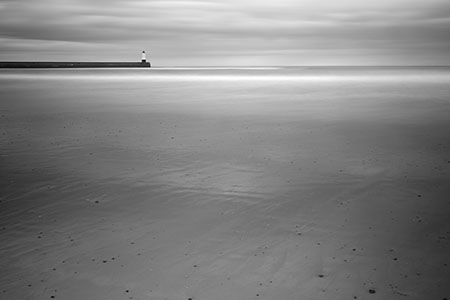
[0,61,151,68]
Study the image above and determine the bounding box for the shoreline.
[1,68,449,300]
[0,61,151,68]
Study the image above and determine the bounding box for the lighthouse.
[141,51,147,63]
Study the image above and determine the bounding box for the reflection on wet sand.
[1,68,450,300]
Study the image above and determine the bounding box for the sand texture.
[1,68,450,300]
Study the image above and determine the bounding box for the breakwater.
[0,61,151,68]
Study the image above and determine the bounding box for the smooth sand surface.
[1,74,450,300]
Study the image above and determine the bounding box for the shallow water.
[1,67,450,300]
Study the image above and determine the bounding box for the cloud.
[1,0,450,64]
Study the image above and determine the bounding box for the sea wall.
[0,61,151,68]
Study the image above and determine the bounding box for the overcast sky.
[1,0,450,66]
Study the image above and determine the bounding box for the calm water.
[2,65,449,199]
[1,66,450,173]
[2,66,450,81]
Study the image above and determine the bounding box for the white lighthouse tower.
[141,51,147,63]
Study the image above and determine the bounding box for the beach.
[1,67,450,300]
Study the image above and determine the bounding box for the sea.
[1,66,450,189]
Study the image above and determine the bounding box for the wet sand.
[1,71,450,300]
